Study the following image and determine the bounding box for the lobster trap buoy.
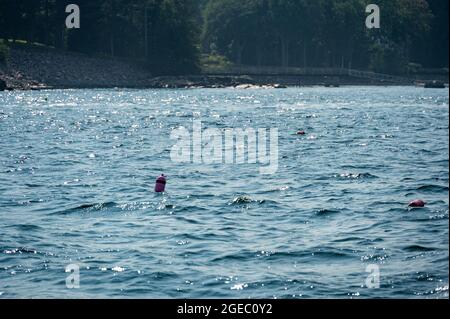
[155,174,166,193]
[408,199,426,208]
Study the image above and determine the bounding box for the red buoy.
[155,174,166,193]
[408,199,426,208]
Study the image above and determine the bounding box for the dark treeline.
[0,0,200,74]
[0,0,448,74]
[203,0,449,73]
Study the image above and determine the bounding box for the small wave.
[117,201,153,211]
[156,203,175,210]
[415,285,449,297]
[229,195,266,205]
[2,247,54,257]
[303,250,354,260]
[177,233,207,241]
[52,202,117,215]
[335,172,378,180]
[174,206,209,213]
[151,271,179,280]
[403,245,436,252]
[24,183,43,188]
[332,237,363,243]
[361,254,389,263]
[416,184,449,193]
[230,195,253,205]
[259,186,291,194]
[356,238,385,245]
[429,211,449,220]
[211,251,253,262]
[415,272,438,282]
[315,208,340,217]
[361,253,390,262]
[7,224,42,231]
[3,248,38,255]
[211,248,354,262]
[174,216,202,225]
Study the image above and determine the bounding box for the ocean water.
[0,86,448,299]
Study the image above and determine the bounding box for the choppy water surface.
[0,86,448,298]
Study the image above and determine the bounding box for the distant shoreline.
[1,45,448,91]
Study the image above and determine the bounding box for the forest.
[0,0,448,74]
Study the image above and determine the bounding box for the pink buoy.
[408,199,426,208]
[155,174,166,193]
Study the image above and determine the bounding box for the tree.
[0,0,447,74]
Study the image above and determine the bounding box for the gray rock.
[424,81,445,89]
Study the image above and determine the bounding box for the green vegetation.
[202,0,448,73]
[0,0,448,74]
[0,40,10,64]
[200,53,233,73]
[0,0,200,74]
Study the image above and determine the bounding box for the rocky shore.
[0,45,286,90]
[0,46,289,90]
[0,45,155,90]
[0,45,448,91]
